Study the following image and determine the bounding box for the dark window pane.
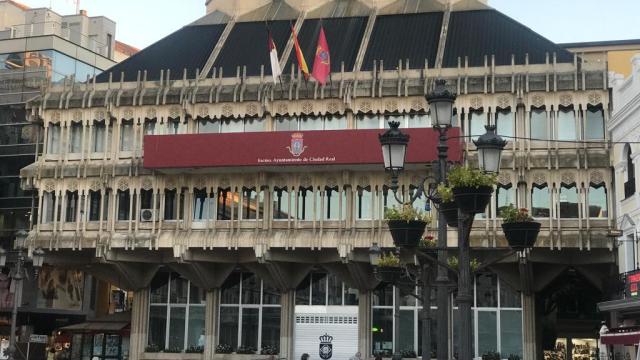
[496,185,515,218]
[170,274,189,304]
[296,274,311,305]
[219,307,239,350]
[560,185,579,218]
[372,283,393,306]
[476,273,498,308]
[588,186,607,218]
[263,281,281,305]
[117,190,130,220]
[241,273,260,305]
[398,310,414,353]
[344,287,359,305]
[477,311,498,356]
[372,309,393,355]
[273,188,290,220]
[189,283,205,304]
[241,308,259,350]
[187,306,205,348]
[221,273,241,304]
[261,307,281,349]
[88,191,101,221]
[148,305,167,349]
[311,273,327,306]
[150,273,169,303]
[500,280,521,308]
[327,274,342,305]
[168,307,186,350]
[500,310,523,357]
[531,186,550,218]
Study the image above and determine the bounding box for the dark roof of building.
[560,39,640,49]
[362,12,443,71]
[96,9,574,82]
[443,10,573,67]
[96,24,225,82]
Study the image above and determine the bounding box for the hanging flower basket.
[387,220,428,247]
[452,186,493,214]
[501,222,541,251]
[375,266,403,283]
[439,201,459,227]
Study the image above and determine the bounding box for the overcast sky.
[17,0,640,50]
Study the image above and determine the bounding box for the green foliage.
[385,204,431,222]
[377,252,401,267]
[482,351,501,360]
[500,204,533,223]
[215,344,233,354]
[447,166,497,189]
[261,345,279,355]
[447,256,481,271]
[236,346,256,354]
[420,234,437,248]
[437,184,454,203]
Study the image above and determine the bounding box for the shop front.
[59,311,131,360]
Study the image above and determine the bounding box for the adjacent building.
[19,0,617,359]
[0,0,137,352]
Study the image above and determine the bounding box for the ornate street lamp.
[474,125,507,174]
[379,121,409,174]
[426,79,456,129]
[32,248,45,276]
[369,243,381,266]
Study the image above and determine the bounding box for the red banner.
[143,128,462,170]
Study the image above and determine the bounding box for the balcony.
[625,179,636,199]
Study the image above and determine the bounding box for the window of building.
[559,184,579,218]
[219,272,281,353]
[47,123,61,154]
[295,272,359,306]
[531,184,550,218]
[625,145,636,199]
[117,190,130,221]
[69,122,83,153]
[274,116,298,131]
[409,185,429,214]
[588,184,607,218]
[299,116,324,131]
[144,119,156,135]
[407,112,430,128]
[241,187,264,220]
[273,187,290,220]
[43,191,56,223]
[120,121,133,151]
[217,188,236,220]
[65,191,78,222]
[469,111,486,141]
[530,108,547,140]
[164,189,178,220]
[383,186,403,216]
[324,186,345,220]
[221,118,244,133]
[88,190,102,221]
[496,111,514,138]
[198,118,219,133]
[585,106,604,140]
[356,114,380,129]
[167,119,181,135]
[356,186,373,220]
[141,189,153,210]
[297,187,319,221]
[193,188,213,221]
[557,108,576,141]
[92,121,106,152]
[244,117,265,132]
[496,184,515,217]
[148,272,205,351]
[324,114,348,130]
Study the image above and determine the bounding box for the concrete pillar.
[522,293,537,360]
[129,289,149,360]
[358,291,372,358]
[280,290,296,360]
[204,289,220,360]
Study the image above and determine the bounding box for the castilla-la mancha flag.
[312,26,331,85]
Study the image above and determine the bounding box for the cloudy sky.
[16,0,640,50]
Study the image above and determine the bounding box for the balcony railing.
[625,179,636,199]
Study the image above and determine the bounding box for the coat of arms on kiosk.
[319,333,333,359]
[287,132,308,157]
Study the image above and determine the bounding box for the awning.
[59,321,128,332]
[600,331,640,345]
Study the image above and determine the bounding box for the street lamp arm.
[415,249,459,275]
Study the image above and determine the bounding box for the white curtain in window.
[93,122,105,152]
[47,124,61,154]
[557,110,576,141]
[120,123,133,151]
[69,123,83,153]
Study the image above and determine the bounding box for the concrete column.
[204,289,220,360]
[129,288,150,360]
[280,290,296,360]
[522,293,537,360]
[358,291,372,358]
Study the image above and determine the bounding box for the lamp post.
[377,79,507,360]
[3,231,45,360]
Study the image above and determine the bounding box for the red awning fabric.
[601,331,640,345]
[143,128,463,170]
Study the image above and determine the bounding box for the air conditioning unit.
[140,209,156,222]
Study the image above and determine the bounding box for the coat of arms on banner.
[319,333,333,360]
[287,132,308,157]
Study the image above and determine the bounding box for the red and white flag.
[268,30,282,84]
[312,26,331,85]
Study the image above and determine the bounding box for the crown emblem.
[319,333,333,344]
[287,132,308,157]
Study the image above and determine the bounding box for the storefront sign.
[29,335,48,344]
[144,128,463,170]
[626,270,640,297]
